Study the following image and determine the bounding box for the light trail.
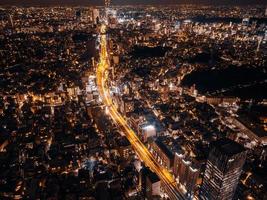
[96,24,185,200]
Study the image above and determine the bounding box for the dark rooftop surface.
[212,138,246,157]
[155,137,174,160]
[237,115,267,138]
[147,170,160,184]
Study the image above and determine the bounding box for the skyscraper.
[9,14,14,28]
[92,9,100,24]
[200,138,247,200]
[105,0,111,7]
[173,151,200,198]
[139,167,161,200]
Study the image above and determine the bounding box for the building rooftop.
[147,170,160,184]
[212,138,246,157]
[238,115,267,138]
[155,137,175,160]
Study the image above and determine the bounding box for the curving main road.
[96,24,185,200]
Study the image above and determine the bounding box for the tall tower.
[9,14,14,28]
[92,9,100,24]
[200,138,247,200]
[105,0,111,7]
[104,0,111,19]
[256,36,263,52]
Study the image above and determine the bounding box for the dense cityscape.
[0,1,267,200]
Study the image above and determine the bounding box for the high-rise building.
[139,124,157,142]
[105,0,111,7]
[9,14,14,29]
[257,36,263,52]
[76,10,81,19]
[264,30,267,42]
[92,9,100,24]
[173,150,200,198]
[139,167,161,200]
[149,136,175,170]
[200,138,247,200]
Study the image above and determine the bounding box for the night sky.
[0,0,266,6]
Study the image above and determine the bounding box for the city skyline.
[0,0,266,6]
[0,3,266,200]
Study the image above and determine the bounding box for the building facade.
[200,138,247,200]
